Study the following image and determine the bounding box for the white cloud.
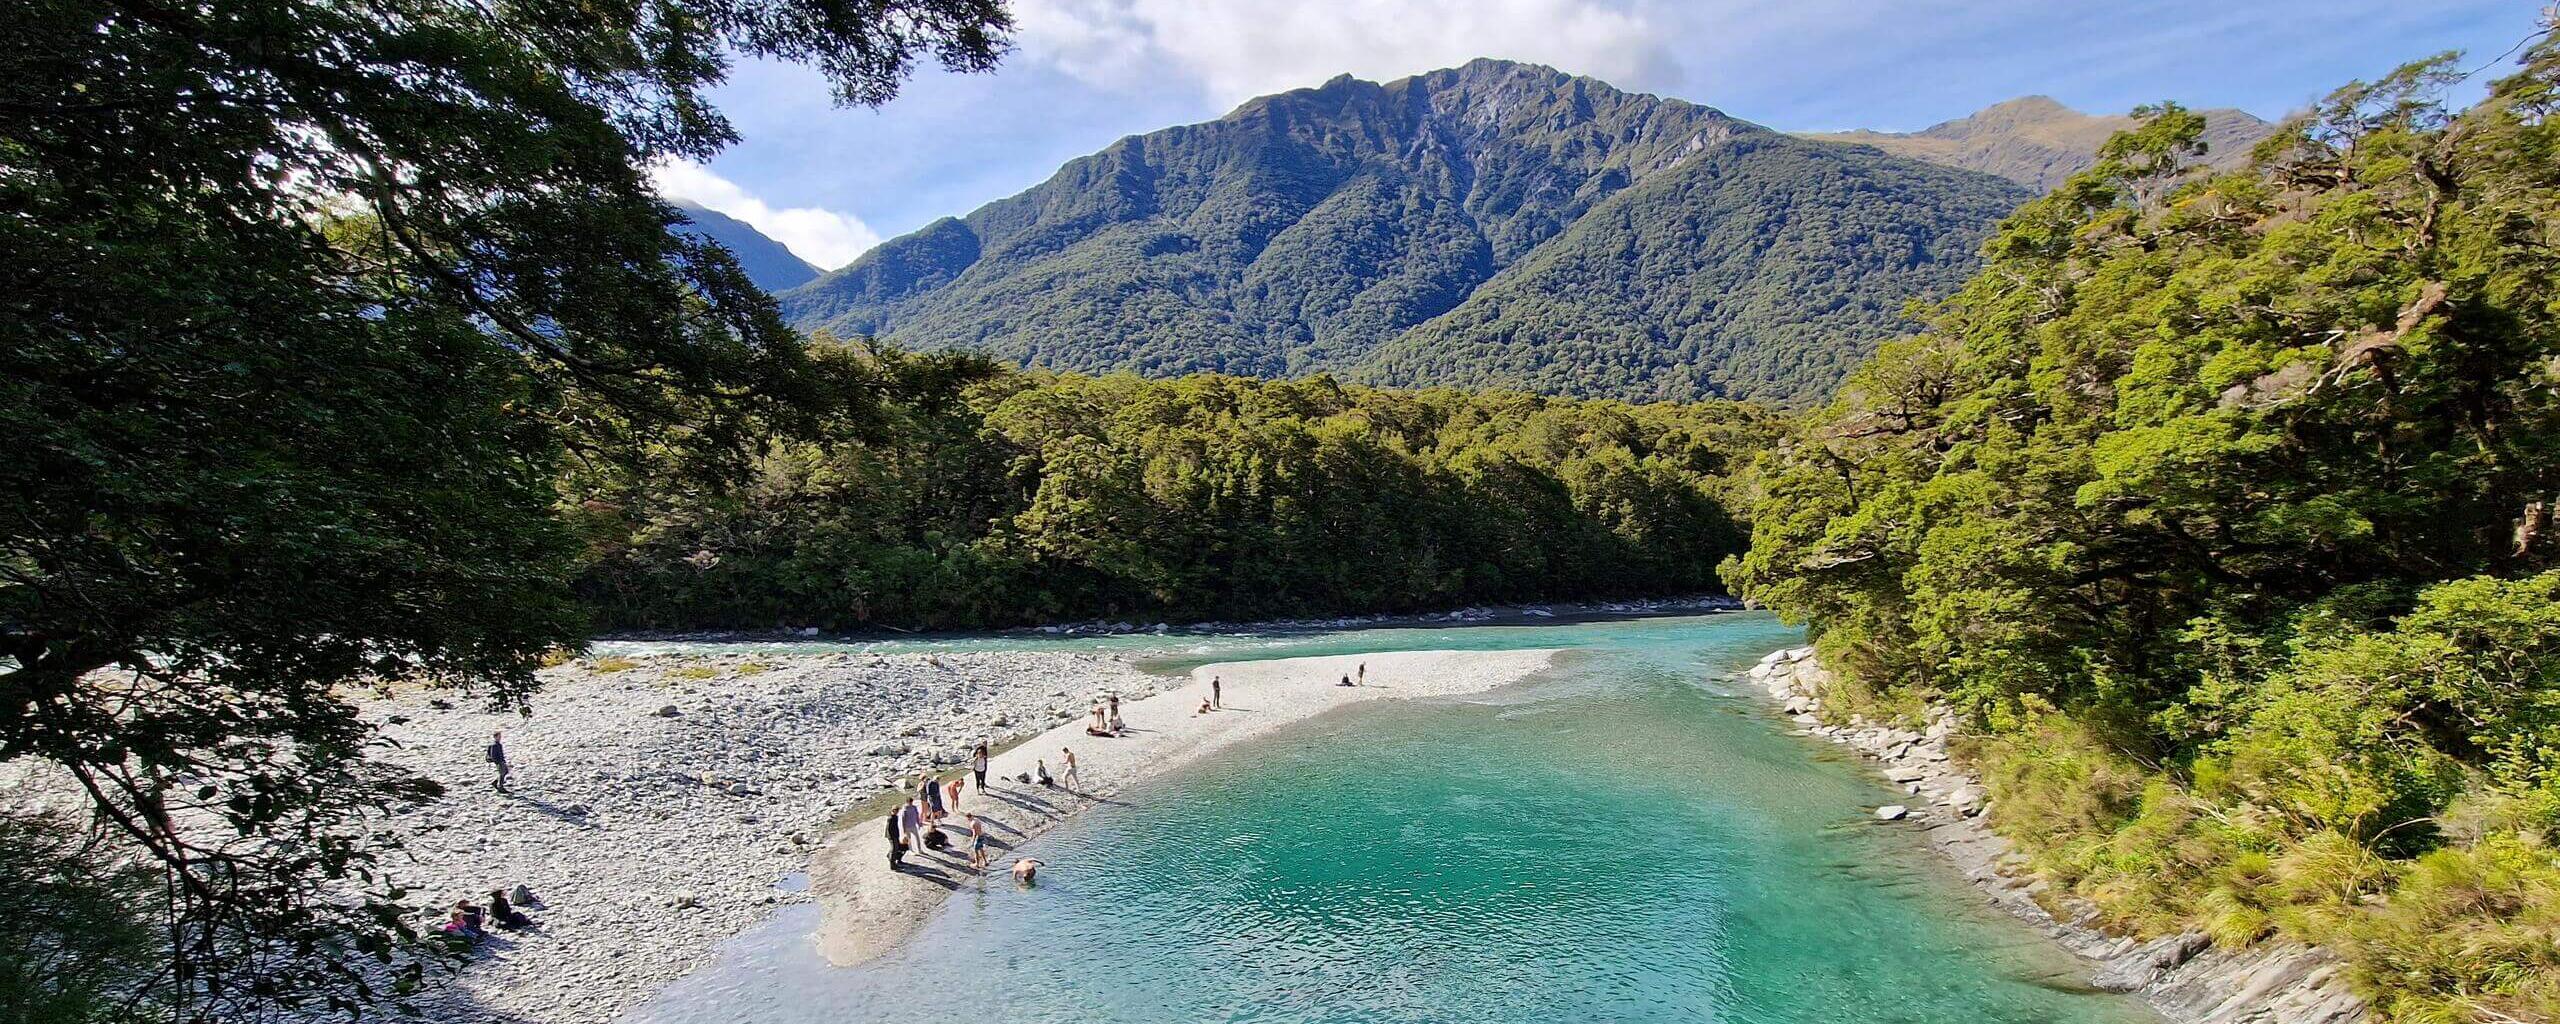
[1014,0,1681,106]
[646,158,882,269]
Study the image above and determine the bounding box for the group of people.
[887,764,989,870]
[884,727,1114,886]
[1085,692,1126,736]
[888,738,1056,882]
[438,885,538,946]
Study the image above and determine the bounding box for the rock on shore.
[1747,646,2368,1024]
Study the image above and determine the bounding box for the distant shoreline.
[589,594,1743,647]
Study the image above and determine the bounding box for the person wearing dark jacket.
[486,730,510,792]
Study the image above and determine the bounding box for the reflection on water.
[624,613,2157,1024]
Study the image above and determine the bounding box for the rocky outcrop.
[1746,646,2368,1024]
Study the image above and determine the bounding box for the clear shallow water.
[624,613,2158,1024]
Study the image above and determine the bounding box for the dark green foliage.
[0,0,1007,1016]
[571,341,1771,630]
[1352,133,2026,403]
[781,60,2029,403]
[670,202,824,291]
[1725,33,2560,1022]
[0,812,162,1024]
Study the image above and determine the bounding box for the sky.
[650,0,2546,270]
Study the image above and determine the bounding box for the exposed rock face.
[1745,646,2368,1024]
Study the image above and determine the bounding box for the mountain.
[779,60,2031,404]
[1799,96,2273,192]
[669,201,823,292]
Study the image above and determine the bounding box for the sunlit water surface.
[623,612,2157,1024]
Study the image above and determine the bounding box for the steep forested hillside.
[1351,132,2022,401]
[670,200,824,291]
[568,342,1771,630]
[1800,96,2271,191]
[1729,42,2560,1023]
[780,60,2029,404]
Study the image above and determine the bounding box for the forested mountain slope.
[779,60,2030,404]
[669,200,824,291]
[1800,95,2271,191]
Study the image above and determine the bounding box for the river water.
[622,612,2157,1024]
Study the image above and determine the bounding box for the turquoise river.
[621,610,2160,1024]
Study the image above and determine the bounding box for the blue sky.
[652,0,2544,269]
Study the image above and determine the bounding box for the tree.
[0,0,1010,1017]
[1723,24,2560,1021]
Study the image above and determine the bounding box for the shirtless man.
[1011,858,1045,886]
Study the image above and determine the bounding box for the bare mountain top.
[1800,95,2272,192]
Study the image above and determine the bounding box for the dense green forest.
[1725,39,2560,1023]
[779,59,2027,405]
[1347,131,2025,402]
[569,342,1770,630]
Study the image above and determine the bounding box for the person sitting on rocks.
[1035,759,1055,788]
[486,889,535,930]
[439,901,486,944]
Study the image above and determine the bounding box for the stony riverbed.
[360,650,1168,1023]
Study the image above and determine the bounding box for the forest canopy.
[569,342,1772,631]
[1724,31,2560,1023]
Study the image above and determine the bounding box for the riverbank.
[332,645,1555,1023]
[801,647,1561,967]
[348,649,1173,1023]
[1748,647,2368,1024]
[590,595,1736,650]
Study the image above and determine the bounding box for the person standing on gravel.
[885,812,905,871]
[970,742,991,791]
[1211,675,1222,709]
[899,798,926,856]
[485,730,510,793]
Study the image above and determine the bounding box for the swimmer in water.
[1011,858,1044,886]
